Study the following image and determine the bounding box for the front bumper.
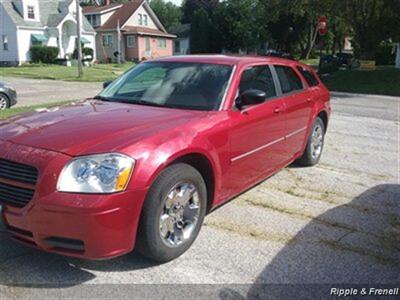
[8,89,17,107]
[0,140,147,260]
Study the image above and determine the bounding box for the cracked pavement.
[0,92,399,298]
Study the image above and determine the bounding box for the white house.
[0,0,96,66]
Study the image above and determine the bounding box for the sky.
[169,0,183,6]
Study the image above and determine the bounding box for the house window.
[145,37,151,51]
[127,36,135,48]
[143,15,148,26]
[2,35,8,51]
[138,14,143,25]
[87,14,100,27]
[102,34,113,47]
[27,6,35,19]
[157,38,167,49]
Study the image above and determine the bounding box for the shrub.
[30,45,59,63]
[374,44,395,65]
[73,47,94,60]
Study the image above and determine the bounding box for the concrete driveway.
[0,91,399,299]
[0,77,102,107]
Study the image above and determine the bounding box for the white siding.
[123,4,157,29]
[174,37,190,55]
[17,28,46,63]
[100,10,115,26]
[0,4,19,63]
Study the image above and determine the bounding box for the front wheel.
[137,163,207,262]
[0,93,10,110]
[296,117,326,166]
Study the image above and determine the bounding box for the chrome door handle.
[274,107,283,113]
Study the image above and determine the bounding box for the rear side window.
[239,66,276,99]
[297,66,319,87]
[274,65,303,94]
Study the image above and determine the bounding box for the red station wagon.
[0,55,330,262]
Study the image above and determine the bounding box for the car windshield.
[99,62,233,111]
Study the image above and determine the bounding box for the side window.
[275,65,303,94]
[297,66,319,87]
[239,66,277,100]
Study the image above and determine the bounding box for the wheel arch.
[166,153,216,213]
[317,110,329,131]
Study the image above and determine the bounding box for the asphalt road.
[0,77,101,107]
[0,89,399,299]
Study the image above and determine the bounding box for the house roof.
[123,26,176,38]
[170,24,191,38]
[82,3,122,14]
[1,0,95,32]
[99,0,145,30]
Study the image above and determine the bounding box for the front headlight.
[57,153,135,194]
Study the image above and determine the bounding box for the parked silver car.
[0,82,17,110]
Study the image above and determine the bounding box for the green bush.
[375,44,395,65]
[73,47,94,59]
[30,45,59,63]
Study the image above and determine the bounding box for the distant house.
[0,0,96,66]
[83,0,176,62]
[171,24,191,55]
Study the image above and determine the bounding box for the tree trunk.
[305,21,319,60]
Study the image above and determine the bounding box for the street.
[0,91,399,298]
[1,77,101,107]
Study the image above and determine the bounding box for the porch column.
[58,28,64,58]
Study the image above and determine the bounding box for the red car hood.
[0,100,207,156]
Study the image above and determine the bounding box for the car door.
[273,64,313,158]
[226,65,287,192]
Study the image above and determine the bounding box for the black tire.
[0,93,10,110]
[136,163,207,262]
[296,117,326,167]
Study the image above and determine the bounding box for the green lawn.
[323,66,400,96]
[0,63,135,82]
[0,101,73,120]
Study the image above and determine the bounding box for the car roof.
[149,55,301,67]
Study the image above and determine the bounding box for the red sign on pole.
[318,16,328,36]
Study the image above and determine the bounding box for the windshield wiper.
[94,96,181,109]
[93,95,114,102]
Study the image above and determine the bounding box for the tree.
[342,0,400,59]
[190,8,212,53]
[182,0,219,23]
[282,0,337,59]
[214,0,277,53]
[149,0,182,31]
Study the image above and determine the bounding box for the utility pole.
[76,0,83,77]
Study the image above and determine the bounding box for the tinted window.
[101,62,233,111]
[297,66,319,87]
[275,66,303,94]
[239,66,276,99]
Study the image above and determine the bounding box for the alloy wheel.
[159,182,201,247]
[311,123,324,160]
[0,95,7,110]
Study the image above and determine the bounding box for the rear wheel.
[297,117,325,166]
[137,163,207,262]
[0,93,10,110]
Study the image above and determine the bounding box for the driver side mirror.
[103,80,113,89]
[235,89,266,110]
